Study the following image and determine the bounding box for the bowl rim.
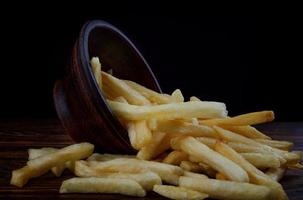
[77,20,162,151]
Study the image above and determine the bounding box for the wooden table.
[0,119,302,199]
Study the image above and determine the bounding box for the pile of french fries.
[11,57,302,200]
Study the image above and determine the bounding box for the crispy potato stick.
[185,157,216,177]
[75,161,161,191]
[60,177,146,197]
[175,136,249,182]
[154,120,217,138]
[124,80,172,104]
[224,125,271,139]
[180,161,206,173]
[266,167,286,182]
[214,126,286,163]
[171,89,184,102]
[153,185,208,200]
[127,122,140,150]
[183,171,208,179]
[108,100,228,121]
[195,137,217,149]
[87,153,135,161]
[215,173,227,180]
[133,120,152,149]
[137,132,169,160]
[214,142,288,200]
[28,148,74,177]
[227,142,270,153]
[200,111,274,126]
[255,139,293,151]
[102,72,150,105]
[90,57,102,89]
[190,96,201,101]
[179,176,271,200]
[240,153,280,169]
[11,143,94,187]
[288,163,303,169]
[87,158,183,185]
[163,151,188,165]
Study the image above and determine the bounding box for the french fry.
[163,151,188,165]
[215,173,227,180]
[90,57,102,89]
[240,153,280,169]
[60,177,146,197]
[185,156,216,177]
[174,136,249,182]
[153,120,217,138]
[87,153,135,162]
[102,72,150,105]
[180,161,206,173]
[266,167,286,182]
[124,80,172,104]
[223,125,271,139]
[137,132,169,160]
[87,158,183,185]
[190,96,201,102]
[195,137,217,149]
[11,143,94,187]
[183,171,208,179]
[179,176,271,200]
[255,139,293,150]
[200,111,274,126]
[108,100,228,121]
[153,185,208,200]
[133,120,152,149]
[171,89,184,102]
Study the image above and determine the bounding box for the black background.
[1,8,301,121]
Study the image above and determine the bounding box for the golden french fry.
[266,167,286,182]
[240,153,280,169]
[108,100,228,121]
[174,136,249,182]
[87,158,183,185]
[133,120,152,149]
[183,171,208,179]
[223,125,271,139]
[124,80,172,104]
[137,132,169,160]
[185,157,216,177]
[102,72,150,105]
[163,151,188,165]
[215,173,227,180]
[179,176,271,200]
[180,161,205,173]
[288,163,303,169]
[255,139,293,150]
[60,177,146,197]
[153,120,217,138]
[171,89,184,102]
[11,143,94,187]
[153,185,208,200]
[90,57,102,90]
[195,137,217,149]
[200,111,274,126]
[87,153,135,162]
[190,96,201,102]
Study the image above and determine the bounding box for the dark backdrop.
[1,12,301,121]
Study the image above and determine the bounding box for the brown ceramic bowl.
[53,20,162,154]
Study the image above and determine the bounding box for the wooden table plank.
[0,120,302,199]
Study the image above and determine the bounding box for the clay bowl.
[53,20,161,154]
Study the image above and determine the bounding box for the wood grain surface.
[0,119,302,199]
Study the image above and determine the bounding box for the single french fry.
[163,151,188,165]
[60,177,146,197]
[87,158,183,185]
[183,171,208,179]
[266,167,286,182]
[87,153,135,162]
[124,80,172,104]
[180,161,206,173]
[224,125,271,139]
[137,132,169,160]
[108,100,228,121]
[255,139,293,150]
[215,173,227,180]
[179,176,271,200]
[153,185,208,200]
[171,89,184,102]
[153,120,217,138]
[240,153,280,169]
[288,163,303,169]
[102,72,150,105]
[174,136,249,182]
[90,57,102,89]
[200,111,274,126]
[195,137,217,149]
[11,143,94,187]
[190,96,201,102]
[134,120,152,149]
[185,156,216,177]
